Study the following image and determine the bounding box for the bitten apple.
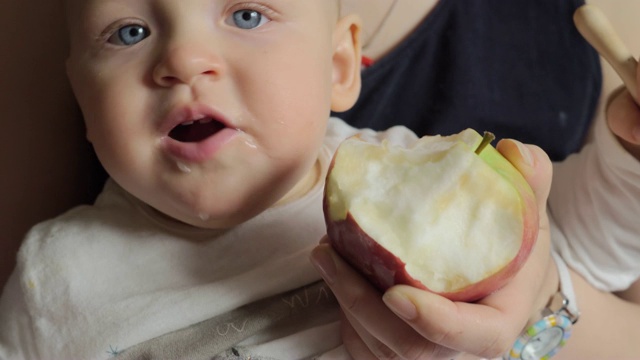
[323,129,538,302]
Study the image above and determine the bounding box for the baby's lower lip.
[162,127,239,163]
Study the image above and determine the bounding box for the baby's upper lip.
[160,103,233,137]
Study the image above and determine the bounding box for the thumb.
[496,139,553,212]
[607,89,640,159]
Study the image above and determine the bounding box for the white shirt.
[550,115,640,292]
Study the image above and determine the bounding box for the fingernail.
[383,291,417,321]
[310,247,336,284]
[513,140,534,167]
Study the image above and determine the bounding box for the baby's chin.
[116,149,321,231]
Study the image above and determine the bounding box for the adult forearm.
[555,269,640,359]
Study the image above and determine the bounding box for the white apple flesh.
[323,129,538,302]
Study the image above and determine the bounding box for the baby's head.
[64,0,362,228]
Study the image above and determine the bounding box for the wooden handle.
[574,4,638,101]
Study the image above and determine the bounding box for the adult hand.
[310,139,554,359]
[606,82,640,160]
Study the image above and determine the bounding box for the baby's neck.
[275,159,322,207]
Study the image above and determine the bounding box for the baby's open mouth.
[168,117,226,143]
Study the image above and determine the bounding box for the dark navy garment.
[332,0,602,161]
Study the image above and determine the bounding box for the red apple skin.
[322,140,539,303]
[324,211,425,292]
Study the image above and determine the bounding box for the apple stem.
[475,131,496,155]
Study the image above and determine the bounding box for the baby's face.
[66,0,352,228]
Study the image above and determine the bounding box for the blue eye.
[109,24,150,46]
[231,9,269,29]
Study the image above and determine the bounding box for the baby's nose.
[152,44,224,87]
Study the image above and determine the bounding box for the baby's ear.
[331,14,362,112]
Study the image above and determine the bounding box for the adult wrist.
[505,252,580,360]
